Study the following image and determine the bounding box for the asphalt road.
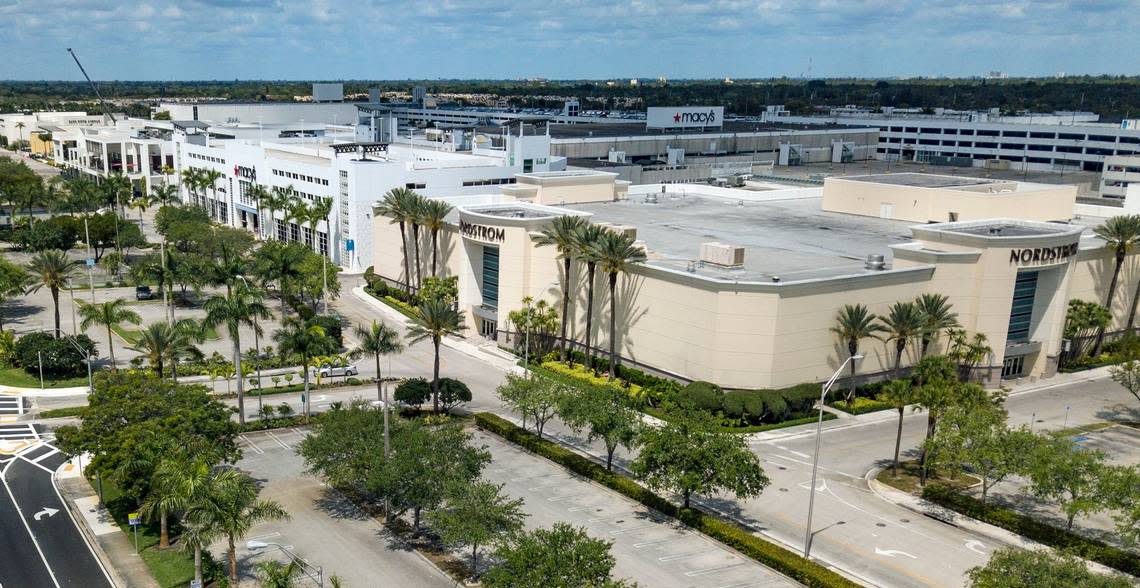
[0,425,113,588]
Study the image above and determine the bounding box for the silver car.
[316,364,358,378]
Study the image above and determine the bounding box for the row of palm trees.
[1091,214,1140,355]
[375,187,454,289]
[533,215,646,379]
[831,293,960,401]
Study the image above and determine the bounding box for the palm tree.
[351,321,404,460]
[533,215,588,363]
[246,183,271,239]
[273,316,329,419]
[201,168,224,220]
[879,379,914,478]
[266,185,295,241]
[181,168,202,207]
[306,197,335,313]
[203,282,270,425]
[878,301,925,378]
[130,191,155,227]
[139,458,209,549]
[915,293,959,356]
[594,231,646,378]
[574,223,606,368]
[25,250,78,336]
[286,198,310,245]
[253,241,306,317]
[408,193,426,287]
[830,304,884,404]
[421,199,453,278]
[375,187,417,291]
[1093,214,1140,353]
[406,298,465,413]
[77,299,140,367]
[150,183,179,209]
[127,319,202,379]
[14,121,25,147]
[256,560,300,588]
[184,468,288,584]
[179,518,218,588]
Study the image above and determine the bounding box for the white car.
[316,364,358,378]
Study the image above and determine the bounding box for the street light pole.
[803,354,862,559]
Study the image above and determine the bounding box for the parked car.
[135,285,155,301]
[316,364,358,378]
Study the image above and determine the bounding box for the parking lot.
[230,428,452,587]
[475,431,798,588]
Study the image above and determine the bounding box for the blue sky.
[1,0,1137,80]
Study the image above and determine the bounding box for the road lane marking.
[874,547,918,559]
[30,448,59,464]
[685,562,746,577]
[1,465,61,588]
[33,507,59,520]
[964,540,986,554]
[51,459,116,588]
[17,455,55,474]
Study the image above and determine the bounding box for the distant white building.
[172,124,564,272]
[0,111,107,149]
[56,119,178,196]
[157,101,360,125]
[1100,155,1140,199]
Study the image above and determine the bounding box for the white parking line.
[633,537,683,548]
[239,435,265,455]
[609,525,656,535]
[263,430,291,450]
[686,562,747,577]
[658,549,714,562]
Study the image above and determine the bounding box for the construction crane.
[67,48,116,123]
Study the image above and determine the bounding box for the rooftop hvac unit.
[700,242,745,267]
[865,254,886,271]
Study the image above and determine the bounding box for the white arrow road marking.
[798,478,828,492]
[965,540,986,554]
[874,547,918,559]
[33,507,59,521]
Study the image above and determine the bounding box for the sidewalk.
[57,456,158,588]
[866,466,1130,580]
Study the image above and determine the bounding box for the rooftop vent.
[645,193,659,204]
[865,254,886,271]
[700,242,745,268]
[988,226,1002,236]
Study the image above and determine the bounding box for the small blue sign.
[85,258,95,267]
[345,239,354,252]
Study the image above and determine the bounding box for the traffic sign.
[345,239,354,251]
[85,258,95,267]
[128,512,140,526]
[190,580,202,588]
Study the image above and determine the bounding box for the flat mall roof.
[567,192,915,282]
[840,173,997,189]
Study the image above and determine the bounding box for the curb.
[54,461,130,588]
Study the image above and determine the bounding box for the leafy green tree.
[558,384,642,471]
[1100,465,1140,547]
[878,301,925,377]
[966,547,1132,588]
[631,407,769,508]
[418,275,458,305]
[395,377,432,410]
[54,371,239,503]
[77,298,140,367]
[496,372,566,438]
[428,480,526,574]
[533,214,588,363]
[911,359,996,485]
[184,468,289,583]
[507,297,560,360]
[299,402,388,493]
[482,523,633,588]
[1108,358,1140,404]
[1063,299,1111,361]
[368,420,491,533]
[296,248,341,305]
[273,316,332,419]
[925,402,1037,503]
[407,298,465,412]
[830,303,884,403]
[915,293,959,356]
[24,249,78,336]
[0,257,30,332]
[1028,434,1109,530]
[203,281,270,425]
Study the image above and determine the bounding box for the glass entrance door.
[1001,356,1025,379]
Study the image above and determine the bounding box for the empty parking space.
[476,431,798,588]
[1074,425,1140,465]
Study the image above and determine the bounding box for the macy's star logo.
[673,112,681,122]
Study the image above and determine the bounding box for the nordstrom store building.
[372,171,1134,389]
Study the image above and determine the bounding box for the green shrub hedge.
[831,397,893,415]
[921,484,1139,576]
[475,412,860,587]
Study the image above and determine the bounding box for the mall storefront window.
[1003,270,1039,378]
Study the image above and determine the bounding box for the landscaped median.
[920,484,1140,577]
[473,411,861,588]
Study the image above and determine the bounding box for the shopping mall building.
[371,170,1138,389]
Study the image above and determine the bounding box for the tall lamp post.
[803,353,862,559]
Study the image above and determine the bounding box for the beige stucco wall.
[822,177,1077,224]
[372,204,1133,389]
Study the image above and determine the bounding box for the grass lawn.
[112,324,220,345]
[876,460,981,494]
[38,406,85,418]
[95,477,213,588]
[0,366,89,389]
